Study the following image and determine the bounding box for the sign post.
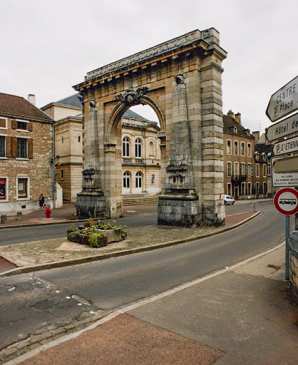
[274,188,298,280]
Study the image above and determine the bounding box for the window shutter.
[6,137,12,157]
[0,118,6,128]
[12,137,18,158]
[28,139,33,158]
[11,119,17,129]
[28,123,33,132]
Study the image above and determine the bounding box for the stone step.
[123,195,159,206]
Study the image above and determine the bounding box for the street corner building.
[0,92,54,214]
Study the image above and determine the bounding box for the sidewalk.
[0,198,272,229]
[5,244,298,365]
[0,203,79,228]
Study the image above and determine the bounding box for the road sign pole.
[285,215,290,280]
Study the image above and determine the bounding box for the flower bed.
[67,219,127,248]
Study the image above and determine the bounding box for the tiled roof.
[223,115,253,139]
[123,109,148,121]
[0,92,53,123]
[54,93,148,122]
[56,94,83,109]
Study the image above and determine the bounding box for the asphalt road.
[0,202,261,246]
[0,201,285,350]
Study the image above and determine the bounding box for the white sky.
[1,0,297,133]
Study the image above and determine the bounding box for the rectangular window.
[17,121,27,130]
[17,138,27,158]
[61,170,64,179]
[0,178,7,200]
[17,178,28,199]
[0,136,5,157]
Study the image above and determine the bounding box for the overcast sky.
[1,0,297,133]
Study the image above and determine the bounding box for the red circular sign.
[274,188,298,215]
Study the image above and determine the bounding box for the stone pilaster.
[200,49,225,225]
[76,99,106,218]
[158,73,201,226]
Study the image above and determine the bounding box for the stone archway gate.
[73,28,227,226]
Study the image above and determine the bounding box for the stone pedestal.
[158,195,201,227]
[76,192,106,218]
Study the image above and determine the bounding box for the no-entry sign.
[274,188,298,215]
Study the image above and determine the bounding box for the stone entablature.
[74,28,226,91]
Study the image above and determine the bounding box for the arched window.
[123,171,130,188]
[241,142,245,156]
[227,183,232,195]
[136,171,142,188]
[234,141,239,156]
[267,164,271,176]
[247,182,252,195]
[247,143,251,157]
[241,182,245,196]
[263,164,266,177]
[256,163,260,177]
[241,163,246,176]
[234,162,239,176]
[227,140,232,154]
[227,162,232,177]
[247,163,252,177]
[123,137,130,157]
[256,182,260,196]
[135,138,142,158]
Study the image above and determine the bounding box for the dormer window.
[233,126,237,133]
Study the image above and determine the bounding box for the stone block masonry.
[73,28,227,226]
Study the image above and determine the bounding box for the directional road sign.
[273,135,298,156]
[274,188,298,215]
[272,155,298,173]
[266,112,298,142]
[266,75,298,122]
[271,156,298,187]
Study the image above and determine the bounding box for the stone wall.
[0,118,53,212]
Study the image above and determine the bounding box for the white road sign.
[272,157,298,187]
[266,75,298,122]
[273,135,298,156]
[266,112,298,142]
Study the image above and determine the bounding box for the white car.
[223,194,235,205]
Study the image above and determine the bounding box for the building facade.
[223,111,255,199]
[42,95,161,202]
[42,95,83,202]
[0,92,54,213]
[121,110,161,196]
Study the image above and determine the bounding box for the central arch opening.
[119,104,164,201]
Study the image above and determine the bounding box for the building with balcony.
[223,110,255,199]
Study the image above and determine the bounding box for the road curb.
[0,211,261,277]
[0,219,87,230]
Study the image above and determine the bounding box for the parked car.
[223,194,235,205]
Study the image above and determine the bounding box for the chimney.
[28,94,36,106]
[252,131,260,142]
[235,112,241,125]
[227,110,235,119]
